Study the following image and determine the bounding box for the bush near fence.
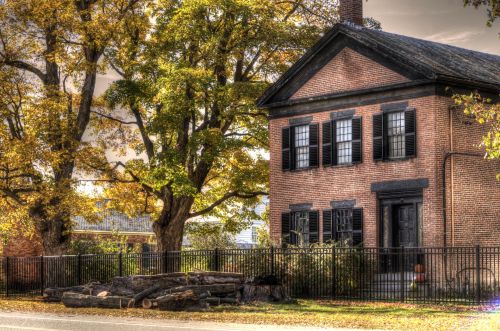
[1,246,500,304]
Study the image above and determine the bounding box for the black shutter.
[332,120,338,166]
[352,117,362,164]
[323,210,333,243]
[332,209,339,241]
[405,108,416,157]
[290,213,298,245]
[352,208,363,246]
[282,127,291,170]
[373,113,384,161]
[322,121,332,166]
[309,124,319,167]
[309,210,319,244]
[281,213,291,245]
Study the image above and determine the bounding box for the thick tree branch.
[91,109,137,125]
[188,190,268,218]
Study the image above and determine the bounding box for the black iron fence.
[1,246,500,304]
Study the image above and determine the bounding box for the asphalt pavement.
[0,311,377,331]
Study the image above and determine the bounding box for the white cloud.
[424,30,483,44]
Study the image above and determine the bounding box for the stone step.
[372,272,419,282]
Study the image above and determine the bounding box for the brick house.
[258,0,500,251]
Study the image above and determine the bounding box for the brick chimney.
[339,0,363,26]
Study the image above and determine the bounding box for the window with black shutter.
[281,210,319,246]
[330,207,364,246]
[282,123,319,170]
[322,117,362,167]
[281,213,291,244]
[309,211,319,244]
[373,108,416,161]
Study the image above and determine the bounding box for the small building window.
[294,125,310,169]
[251,226,258,243]
[387,111,405,158]
[336,119,352,165]
[334,209,353,245]
[293,211,310,245]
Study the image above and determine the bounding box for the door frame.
[378,195,422,249]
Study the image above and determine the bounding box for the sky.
[364,0,499,55]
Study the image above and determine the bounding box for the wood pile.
[44,271,247,311]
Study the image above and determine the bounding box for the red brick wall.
[269,95,445,247]
[445,98,500,246]
[291,48,409,100]
[1,234,42,257]
[339,0,363,25]
[269,92,500,248]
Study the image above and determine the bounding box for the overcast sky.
[365,0,499,54]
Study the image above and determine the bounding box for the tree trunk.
[31,203,71,256]
[153,197,194,253]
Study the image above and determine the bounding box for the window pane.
[387,112,405,158]
[293,211,309,246]
[336,119,352,164]
[294,125,310,168]
[334,208,353,245]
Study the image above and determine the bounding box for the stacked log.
[48,271,246,311]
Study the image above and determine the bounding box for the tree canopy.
[0,0,147,254]
[98,0,364,252]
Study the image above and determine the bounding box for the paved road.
[0,311,377,331]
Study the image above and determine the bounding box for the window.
[387,111,405,158]
[334,209,353,245]
[251,226,258,243]
[322,117,362,167]
[282,124,319,170]
[373,107,416,161]
[293,211,309,245]
[323,208,363,246]
[294,125,309,169]
[281,210,319,246]
[336,119,352,165]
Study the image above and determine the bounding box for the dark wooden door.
[396,204,418,247]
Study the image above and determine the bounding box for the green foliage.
[464,0,500,26]
[68,232,140,255]
[453,92,500,179]
[185,222,238,250]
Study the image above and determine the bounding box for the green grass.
[0,297,499,330]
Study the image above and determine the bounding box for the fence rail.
[2,246,500,304]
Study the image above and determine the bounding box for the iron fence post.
[40,255,44,296]
[118,252,123,277]
[476,245,481,305]
[399,246,405,303]
[5,256,9,297]
[77,254,82,285]
[213,248,220,272]
[270,246,275,276]
[332,246,337,299]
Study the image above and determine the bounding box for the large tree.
[100,0,367,252]
[0,0,146,254]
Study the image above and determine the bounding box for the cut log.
[162,284,239,296]
[127,284,161,308]
[61,292,130,309]
[43,283,110,302]
[156,290,199,311]
[188,272,244,285]
[43,286,85,302]
[142,298,157,309]
[110,273,188,293]
[97,291,111,297]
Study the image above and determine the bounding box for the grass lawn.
[0,297,499,330]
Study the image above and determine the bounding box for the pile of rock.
[44,271,290,311]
